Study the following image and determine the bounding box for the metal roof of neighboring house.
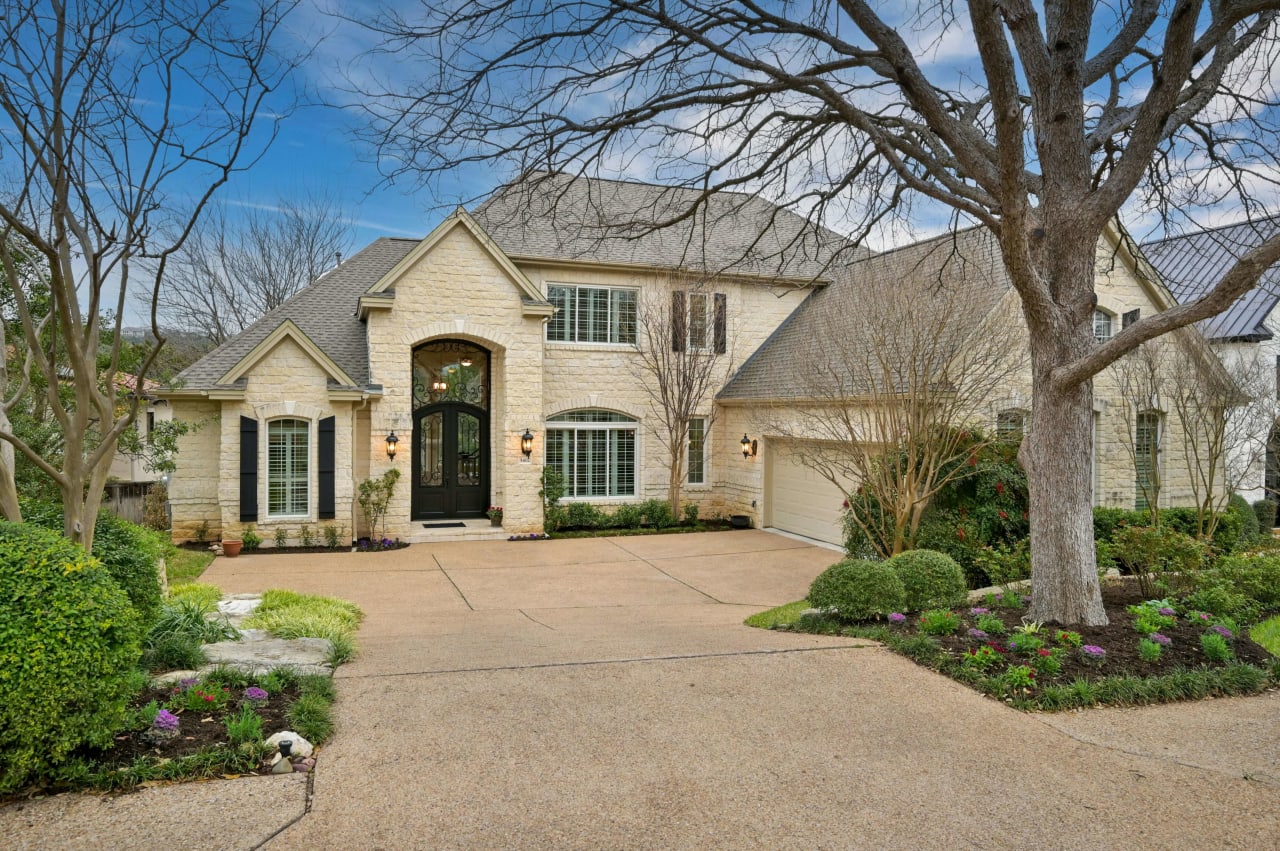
[719,226,1010,400]
[1141,217,1280,342]
[171,237,417,391]
[473,172,860,280]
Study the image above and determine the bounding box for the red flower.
[956,526,966,541]
[994,481,1005,495]
[1038,648,1051,657]
[998,511,1008,520]
[204,695,214,702]
[968,454,978,467]
[841,498,849,509]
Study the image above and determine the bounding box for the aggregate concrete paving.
[4,530,1277,849]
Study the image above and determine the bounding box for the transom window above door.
[546,284,637,344]
[412,340,489,409]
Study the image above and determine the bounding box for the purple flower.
[1081,645,1107,659]
[244,686,269,702]
[1211,625,1234,639]
[1199,613,1211,621]
[969,607,990,616]
[1158,607,1176,617]
[153,709,180,731]
[1150,633,1172,646]
[179,677,197,688]
[967,628,988,639]
[888,612,906,624]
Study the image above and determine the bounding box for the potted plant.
[221,538,242,557]
[487,506,504,526]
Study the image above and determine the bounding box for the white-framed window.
[546,410,637,498]
[672,290,727,353]
[996,409,1026,442]
[687,417,706,485]
[547,284,637,344]
[268,418,309,516]
[1093,308,1115,343]
[1135,410,1161,512]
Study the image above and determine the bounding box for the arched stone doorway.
[410,340,490,519]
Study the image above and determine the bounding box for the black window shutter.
[671,290,686,352]
[1122,308,1140,329]
[239,416,258,522]
[318,416,336,520]
[713,293,727,354]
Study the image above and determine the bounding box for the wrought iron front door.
[411,403,488,519]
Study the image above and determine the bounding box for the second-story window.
[547,285,637,344]
[672,290,727,353]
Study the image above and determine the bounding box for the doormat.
[422,522,466,529]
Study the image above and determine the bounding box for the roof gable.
[366,209,548,306]
[217,319,357,387]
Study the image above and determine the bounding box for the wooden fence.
[102,481,154,526]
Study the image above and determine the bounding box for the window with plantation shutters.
[268,419,309,516]
[545,410,637,498]
[546,284,637,344]
[673,289,727,352]
[687,417,706,484]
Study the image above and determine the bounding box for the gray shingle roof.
[719,227,1009,400]
[474,172,859,280]
[171,238,417,391]
[1141,217,1280,342]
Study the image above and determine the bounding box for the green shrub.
[169,582,223,609]
[1207,553,1280,610]
[241,525,262,551]
[225,705,264,746]
[299,524,314,547]
[1252,499,1277,533]
[1228,493,1260,548]
[1109,525,1206,597]
[1138,638,1162,663]
[682,503,699,525]
[565,502,604,529]
[22,500,165,625]
[808,559,906,621]
[0,522,144,793]
[141,634,206,672]
[887,549,967,611]
[609,504,644,529]
[142,482,169,531]
[1181,584,1260,623]
[639,499,675,529]
[976,613,1006,635]
[322,524,343,548]
[273,527,288,548]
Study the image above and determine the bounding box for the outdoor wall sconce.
[460,356,473,367]
[385,430,399,461]
[521,428,535,458]
[431,379,448,392]
[740,434,758,458]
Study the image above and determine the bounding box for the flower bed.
[774,579,1279,709]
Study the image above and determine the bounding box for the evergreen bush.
[0,522,143,793]
[1252,499,1277,533]
[22,499,164,625]
[808,559,906,621]
[887,549,968,611]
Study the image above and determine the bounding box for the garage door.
[765,440,853,548]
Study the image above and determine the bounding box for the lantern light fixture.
[460,356,473,367]
[740,433,758,458]
[521,428,535,457]
[386,430,399,461]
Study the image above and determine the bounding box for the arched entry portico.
[410,339,490,519]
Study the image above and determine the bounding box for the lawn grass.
[164,544,214,585]
[244,589,364,665]
[1252,615,1280,656]
[744,599,809,629]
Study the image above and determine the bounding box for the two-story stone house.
[161,174,1233,548]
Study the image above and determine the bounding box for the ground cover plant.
[751,574,1279,711]
[243,589,364,665]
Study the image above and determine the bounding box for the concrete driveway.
[5,530,1279,850]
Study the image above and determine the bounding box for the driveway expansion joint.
[340,643,874,680]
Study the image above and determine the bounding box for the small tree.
[0,0,301,549]
[634,274,737,515]
[358,468,402,543]
[764,241,1026,557]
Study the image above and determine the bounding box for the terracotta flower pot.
[222,540,243,557]
[490,516,503,526]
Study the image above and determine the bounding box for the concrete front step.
[406,520,510,544]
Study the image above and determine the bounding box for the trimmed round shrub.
[887,549,968,612]
[1228,493,1260,549]
[0,522,143,793]
[1252,499,1277,533]
[21,500,164,625]
[1208,553,1280,610]
[808,559,905,621]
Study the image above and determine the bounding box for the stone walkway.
[4,531,1278,849]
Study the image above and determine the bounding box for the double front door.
[411,402,488,519]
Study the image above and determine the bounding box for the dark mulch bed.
[549,520,737,538]
[175,542,408,555]
[877,579,1272,685]
[93,681,300,771]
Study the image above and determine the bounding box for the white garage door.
[766,440,852,548]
